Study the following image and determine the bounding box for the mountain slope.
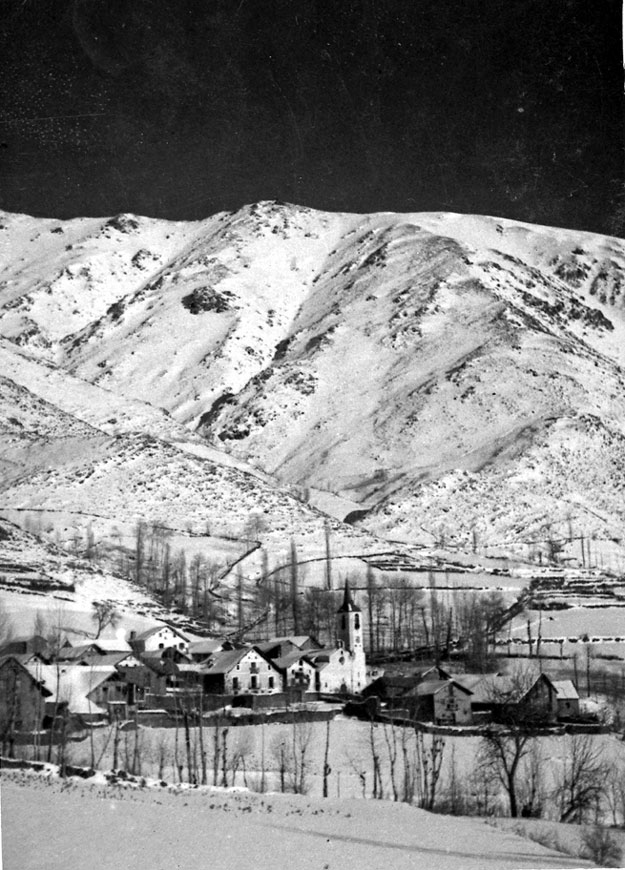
[2,202,625,561]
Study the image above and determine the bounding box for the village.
[0,580,592,755]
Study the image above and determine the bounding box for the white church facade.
[308,581,367,694]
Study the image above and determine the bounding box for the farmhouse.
[0,634,51,661]
[187,638,225,661]
[129,625,190,654]
[551,679,580,718]
[0,656,52,736]
[414,680,473,726]
[200,646,281,695]
[272,649,317,693]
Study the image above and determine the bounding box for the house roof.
[59,639,132,659]
[133,625,189,642]
[259,636,316,650]
[551,680,579,701]
[88,638,132,653]
[272,650,315,671]
[24,663,116,715]
[458,674,517,704]
[306,650,334,665]
[0,652,44,667]
[79,653,141,669]
[202,648,251,675]
[202,646,278,675]
[58,643,101,661]
[188,639,224,656]
[142,656,179,676]
[0,656,55,694]
[362,671,439,699]
[415,679,473,698]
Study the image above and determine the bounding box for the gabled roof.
[362,671,444,699]
[88,638,132,653]
[58,643,101,661]
[188,639,224,656]
[551,679,579,701]
[79,653,141,669]
[201,647,251,675]
[58,639,132,659]
[202,646,277,676]
[133,625,190,642]
[448,673,500,694]
[0,651,45,667]
[272,650,315,671]
[0,656,54,695]
[306,650,334,665]
[257,636,320,652]
[415,679,473,698]
[336,580,360,614]
[24,663,117,715]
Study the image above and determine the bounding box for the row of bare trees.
[30,513,509,658]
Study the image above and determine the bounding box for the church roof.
[336,580,361,613]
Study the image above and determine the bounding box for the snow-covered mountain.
[2,201,625,566]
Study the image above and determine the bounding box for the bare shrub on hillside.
[580,825,623,868]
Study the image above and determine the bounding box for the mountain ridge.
[2,201,625,568]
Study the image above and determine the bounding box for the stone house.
[187,638,225,662]
[413,680,473,725]
[272,650,317,693]
[0,656,52,735]
[201,647,282,695]
[551,679,580,718]
[129,625,190,655]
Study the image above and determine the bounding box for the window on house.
[268,677,274,690]
[233,677,239,692]
[355,614,360,629]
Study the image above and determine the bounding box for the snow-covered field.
[46,716,625,815]
[1,769,595,870]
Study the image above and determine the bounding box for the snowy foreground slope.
[2,202,625,563]
[2,772,593,870]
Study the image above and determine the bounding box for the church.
[306,581,368,694]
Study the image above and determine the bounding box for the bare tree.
[288,718,313,794]
[368,718,384,799]
[269,731,289,792]
[414,730,445,811]
[554,734,608,824]
[231,731,254,788]
[134,520,147,586]
[478,667,544,817]
[478,730,535,818]
[290,539,300,635]
[322,718,332,798]
[382,722,400,801]
[91,601,121,639]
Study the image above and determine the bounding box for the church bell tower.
[336,580,363,654]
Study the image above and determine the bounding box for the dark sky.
[0,0,622,233]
